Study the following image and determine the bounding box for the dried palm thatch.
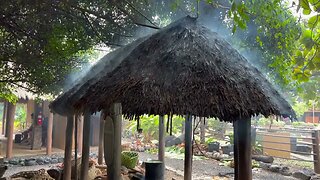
[51,16,295,122]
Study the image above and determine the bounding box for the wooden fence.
[254,127,320,173]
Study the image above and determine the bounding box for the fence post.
[312,130,320,173]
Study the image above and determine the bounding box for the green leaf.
[232,26,237,34]
[300,0,311,11]
[308,15,319,28]
[303,9,311,15]
[231,2,236,11]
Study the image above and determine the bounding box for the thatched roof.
[51,16,295,122]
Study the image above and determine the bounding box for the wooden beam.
[46,112,53,155]
[98,112,105,164]
[184,115,192,180]
[6,102,16,158]
[158,115,165,161]
[63,115,74,180]
[235,118,252,180]
[2,101,7,135]
[80,112,91,180]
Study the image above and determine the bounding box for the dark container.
[208,142,220,152]
[14,134,22,143]
[145,160,164,180]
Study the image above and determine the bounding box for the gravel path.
[138,152,296,180]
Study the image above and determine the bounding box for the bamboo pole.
[6,102,16,158]
[184,115,192,180]
[63,115,74,180]
[80,112,91,180]
[46,112,53,155]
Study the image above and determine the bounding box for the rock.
[165,135,176,146]
[58,157,64,163]
[269,165,281,173]
[121,166,129,175]
[173,137,182,145]
[219,154,229,159]
[25,159,38,166]
[292,169,315,180]
[208,142,220,152]
[51,159,59,164]
[19,161,25,166]
[311,175,320,180]
[280,166,291,176]
[296,145,312,153]
[9,159,19,165]
[259,162,271,171]
[221,144,233,155]
[3,160,8,165]
[36,158,45,165]
[252,155,274,163]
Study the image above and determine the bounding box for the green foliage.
[292,121,318,128]
[292,100,310,118]
[127,115,185,142]
[205,137,218,145]
[255,117,285,127]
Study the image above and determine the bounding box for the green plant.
[127,115,185,142]
[205,137,217,145]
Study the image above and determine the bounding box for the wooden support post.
[2,101,7,135]
[98,113,105,164]
[77,116,83,153]
[63,115,74,180]
[184,115,192,180]
[200,117,205,144]
[312,130,320,173]
[74,115,79,180]
[234,118,252,180]
[158,115,165,161]
[46,112,53,155]
[80,112,91,180]
[104,103,122,180]
[6,102,16,158]
[233,122,239,180]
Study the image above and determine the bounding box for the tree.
[0,0,318,100]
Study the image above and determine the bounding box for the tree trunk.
[2,101,7,135]
[80,112,91,180]
[98,113,105,165]
[184,115,192,180]
[46,112,53,155]
[63,115,74,180]
[6,102,16,158]
[31,102,42,150]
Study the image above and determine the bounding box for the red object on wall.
[37,111,43,125]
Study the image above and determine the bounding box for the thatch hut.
[50,16,295,180]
